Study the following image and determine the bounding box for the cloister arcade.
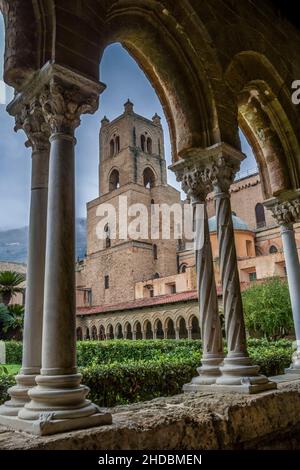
[0,0,300,437]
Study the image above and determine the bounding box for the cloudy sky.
[0,16,256,230]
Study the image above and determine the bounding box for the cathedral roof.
[208,214,251,232]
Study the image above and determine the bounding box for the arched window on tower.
[269,245,278,254]
[143,167,155,188]
[141,134,146,152]
[146,137,152,154]
[109,169,120,191]
[110,139,115,157]
[255,203,266,228]
[116,136,120,153]
[104,223,111,248]
[153,244,158,260]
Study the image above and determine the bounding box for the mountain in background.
[0,218,87,264]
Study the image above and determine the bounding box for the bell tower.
[85,101,180,307]
[99,100,167,195]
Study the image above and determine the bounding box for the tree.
[0,303,24,340]
[242,278,294,340]
[0,271,25,305]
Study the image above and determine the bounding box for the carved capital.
[181,167,212,203]
[39,79,99,135]
[209,156,240,194]
[14,100,50,151]
[270,198,300,226]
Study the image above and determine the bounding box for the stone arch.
[107,324,114,340]
[76,327,83,341]
[109,168,120,191]
[226,51,300,197]
[91,325,98,340]
[153,318,164,340]
[143,319,153,340]
[124,321,133,340]
[143,167,156,189]
[177,317,188,339]
[133,320,143,340]
[99,324,106,340]
[165,317,175,340]
[115,322,123,339]
[188,315,201,340]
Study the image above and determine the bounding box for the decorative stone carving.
[39,80,99,135]
[270,198,300,226]
[14,100,50,150]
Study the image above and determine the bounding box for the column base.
[183,356,223,388]
[0,373,36,416]
[285,349,300,374]
[0,410,112,436]
[183,380,276,394]
[285,366,300,375]
[215,354,277,390]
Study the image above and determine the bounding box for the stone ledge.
[1,381,300,450]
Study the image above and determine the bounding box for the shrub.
[5,341,22,364]
[242,278,294,340]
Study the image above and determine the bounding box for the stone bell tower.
[83,100,180,307]
[99,99,167,195]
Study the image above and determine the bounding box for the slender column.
[269,199,300,372]
[16,76,111,432]
[212,155,275,390]
[0,102,50,416]
[132,331,137,341]
[175,328,180,340]
[179,165,224,388]
[187,327,192,340]
[142,331,146,340]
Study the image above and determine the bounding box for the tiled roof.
[76,289,202,316]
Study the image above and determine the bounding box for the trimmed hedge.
[0,338,294,408]
[5,341,22,364]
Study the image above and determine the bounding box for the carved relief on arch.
[239,89,289,197]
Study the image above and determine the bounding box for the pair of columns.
[173,147,276,392]
[266,197,300,372]
[0,64,112,435]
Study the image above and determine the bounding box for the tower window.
[269,245,278,254]
[109,169,120,191]
[104,275,109,289]
[158,139,161,156]
[116,136,120,153]
[249,271,257,282]
[153,244,158,260]
[147,137,152,154]
[143,167,155,188]
[104,224,111,248]
[110,139,115,157]
[141,134,146,152]
[246,240,252,257]
[255,203,266,228]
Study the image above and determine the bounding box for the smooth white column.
[281,224,300,370]
[0,107,49,417]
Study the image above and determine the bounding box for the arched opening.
[107,324,114,340]
[154,272,160,279]
[144,320,153,339]
[191,316,201,340]
[141,134,146,152]
[104,223,111,248]
[85,327,90,341]
[255,203,266,229]
[155,320,164,339]
[91,325,98,340]
[153,244,158,260]
[109,169,120,191]
[125,322,132,340]
[179,264,187,273]
[146,137,152,154]
[166,318,175,339]
[99,325,106,340]
[135,321,143,340]
[110,139,115,157]
[269,245,278,254]
[178,317,188,339]
[115,136,120,153]
[143,167,155,188]
[116,323,123,339]
[76,327,83,341]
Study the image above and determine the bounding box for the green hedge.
[5,341,22,364]
[0,338,294,408]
